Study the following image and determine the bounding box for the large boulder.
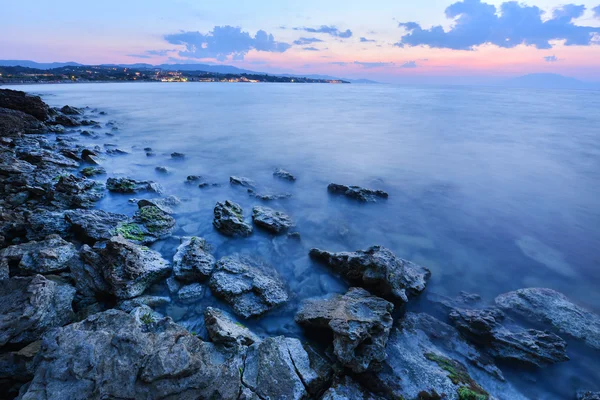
[209,254,288,318]
[252,206,294,234]
[0,89,49,121]
[172,236,216,282]
[0,108,45,136]
[213,200,253,237]
[296,287,393,373]
[0,275,75,347]
[448,307,569,367]
[327,183,388,202]
[495,288,600,350]
[309,246,431,303]
[204,307,260,346]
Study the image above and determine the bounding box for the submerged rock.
[80,166,106,177]
[106,177,162,194]
[578,391,600,400]
[273,168,296,181]
[252,206,294,234]
[171,151,185,158]
[177,283,206,304]
[0,235,80,276]
[172,236,216,282]
[204,307,260,346]
[327,183,388,202]
[209,254,288,318]
[65,209,128,243]
[296,287,393,373]
[309,245,431,303]
[213,200,253,237]
[495,288,600,350]
[247,188,292,201]
[230,175,256,188]
[0,275,75,347]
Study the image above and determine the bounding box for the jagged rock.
[209,254,288,318]
[25,210,70,241]
[50,174,105,208]
[448,307,569,367]
[19,149,80,168]
[65,209,128,243]
[230,175,255,188]
[177,283,206,304]
[117,296,171,313]
[309,246,431,303]
[172,236,216,282]
[296,287,393,373]
[19,310,246,400]
[213,200,253,237]
[81,148,101,164]
[106,177,162,194]
[327,183,388,202]
[247,188,292,201]
[0,341,40,397]
[321,376,384,400]
[204,307,260,346]
[0,275,75,347]
[1,151,35,175]
[578,391,600,400]
[137,195,181,214]
[0,234,80,276]
[0,108,45,136]
[495,288,600,350]
[252,206,293,234]
[60,105,82,115]
[79,236,171,299]
[131,205,176,241]
[273,168,296,181]
[51,114,80,127]
[72,245,111,298]
[80,166,106,177]
[243,336,332,399]
[0,89,49,121]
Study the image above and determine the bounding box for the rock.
[309,246,431,303]
[252,206,293,234]
[296,287,393,373]
[0,89,49,121]
[81,148,102,164]
[327,183,388,202]
[209,254,288,318]
[51,114,80,127]
[172,236,216,282]
[137,195,180,214]
[19,309,246,400]
[247,188,292,201]
[65,209,129,243]
[321,376,384,400]
[117,295,171,313]
[0,107,45,136]
[51,174,105,208]
[204,307,260,346]
[448,307,569,367]
[273,168,296,181]
[0,235,80,276]
[72,245,111,298]
[495,288,600,350]
[132,205,176,241]
[80,166,106,177]
[185,175,202,183]
[105,148,129,155]
[19,148,80,167]
[213,200,253,237]
[106,177,162,194]
[155,166,170,174]
[171,152,185,158]
[578,391,600,400]
[0,341,40,397]
[176,283,206,304]
[0,275,75,347]
[60,105,82,115]
[25,210,70,241]
[243,336,332,399]
[80,236,171,299]
[230,175,255,188]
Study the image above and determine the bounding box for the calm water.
[22,82,600,398]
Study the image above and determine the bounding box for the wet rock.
[0,234,80,276]
[273,168,296,181]
[204,307,260,346]
[448,307,569,367]
[171,151,185,158]
[51,174,105,208]
[117,295,171,313]
[80,130,99,139]
[105,148,129,155]
[106,177,162,194]
[0,89,49,121]
[172,236,216,282]
[247,188,292,201]
[0,151,35,175]
[65,209,128,243]
[230,175,256,188]
[81,148,102,164]
[252,206,293,234]
[25,210,70,241]
[0,341,40,397]
[185,175,202,183]
[51,114,80,127]
[578,391,600,400]
[296,287,393,373]
[80,166,106,177]
[19,148,80,168]
[132,205,176,241]
[321,376,384,400]
[155,166,170,174]
[309,245,431,303]
[0,108,45,136]
[213,200,253,237]
[0,275,75,347]
[209,254,288,318]
[495,288,600,350]
[19,309,246,400]
[177,283,206,304]
[243,336,332,399]
[327,183,388,202]
[136,195,180,214]
[60,105,82,115]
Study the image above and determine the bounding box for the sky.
[2,0,600,83]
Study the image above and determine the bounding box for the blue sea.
[22,82,600,399]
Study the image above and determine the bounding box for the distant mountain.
[500,73,599,90]
[0,60,83,69]
[281,73,379,84]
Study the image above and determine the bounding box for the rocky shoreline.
[0,88,599,399]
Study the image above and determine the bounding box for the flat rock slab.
[327,183,388,202]
[252,206,293,234]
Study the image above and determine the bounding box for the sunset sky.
[2,0,600,83]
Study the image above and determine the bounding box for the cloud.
[330,61,349,66]
[354,61,394,68]
[128,49,175,59]
[400,61,418,68]
[594,5,600,17]
[360,37,376,43]
[293,37,324,45]
[165,26,290,61]
[294,25,352,38]
[303,47,320,51]
[395,0,600,50]
[127,54,152,59]
[543,55,559,62]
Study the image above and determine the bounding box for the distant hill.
[281,73,379,84]
[0,60,83,69]
[500,73,599,90]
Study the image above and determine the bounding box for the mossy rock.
[424,353,489,399]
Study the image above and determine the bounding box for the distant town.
[0,65,349,84]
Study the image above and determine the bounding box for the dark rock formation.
[327,183,388,202]
[273,168,296,181]
[209,254,288,318]
[204,307,260,346]
[321,376,384,400]
[50,174,105,209]
[172,236,216,282]
[0,341,39,398]
[0,89,49,121]
[136,195,180,214]
[252,206,293,234]
[0,108,45,135]
[213,200,253,237]
[131,205,176,241]
[80,166,106,177]
[60,105,82,115]
[230,175,256,188]
[309,246,431,303]
[171,152,185,158]
[65,209,128,243]
[296,287,393,373]
[106,177,162,194]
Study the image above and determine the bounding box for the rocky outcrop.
[495,288,600,350]
[230,176,255,188]
[327,183,388,202]
[209,254,288,318]
[0,108,45,136]
[296,287,393,373]
[273,168,296,181]
[448,307,569,367]
[309,246,431,303]
[204,307,260,346]
[0,89,49,121]
[172,236,216,282]
[213,200,253,237]
[65,209,128,243]
[252,206,293,234]
[0,275,75,347]
[106,177,162,194]
[50,174,105,209]
[60,105,82,115]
